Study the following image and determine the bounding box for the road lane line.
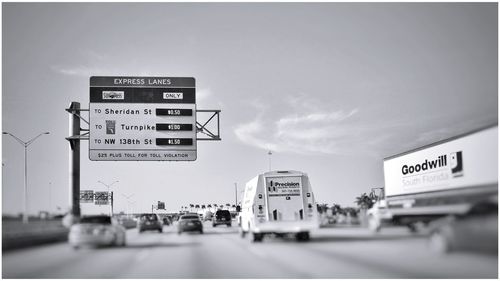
[245,245,268,258]
[134,249,151,262]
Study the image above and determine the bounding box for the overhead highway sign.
[89,76,196,161]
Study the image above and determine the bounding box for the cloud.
[232,93,462,157]
[197,88,212,101]
[51,65,107,76]
[50,49,113,77]
[233,94,383,156]
[234,119,279,151]
[276,110,359,128]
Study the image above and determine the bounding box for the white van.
[239,170,319,242]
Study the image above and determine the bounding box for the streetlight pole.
[97,180,119,216]
[122,193,135,216]
[48,181,52,213]
[130,200,136,216]
[3,131,50,223]
[234,182,238,205]
[268,151,272,171]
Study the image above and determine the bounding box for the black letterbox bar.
[156,108,193,116]
[156,138,193,146]
[156,124,193,131]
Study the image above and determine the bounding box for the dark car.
[138,214,163,233]
[178,214,203,234]
[212,210,232,227]
[162,216,172,226]
[428,201,498,254]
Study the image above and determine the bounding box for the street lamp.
[268,151,272,171]
[122,193,135,216]
[3,131,50,223]
[97,180,119,215]
[48,181,52,213]
[97,180,119,193]
[128,200,137,217]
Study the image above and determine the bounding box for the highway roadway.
[3,222,497,278]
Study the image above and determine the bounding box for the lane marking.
[134,249,150,262]
[246,246,268,258]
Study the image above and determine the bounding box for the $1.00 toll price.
[156,123,193,131]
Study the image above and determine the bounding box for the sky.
[2,2,497,215]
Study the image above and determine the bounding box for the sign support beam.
[67,102,81,217]
[196,110,221,141]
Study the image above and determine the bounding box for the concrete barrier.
[2,219,69,251]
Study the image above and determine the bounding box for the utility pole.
[3,131,50,223]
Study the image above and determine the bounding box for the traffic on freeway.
[3,221,497,278]
[2,2,498,279]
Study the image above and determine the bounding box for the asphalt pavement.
[2,222,497,278]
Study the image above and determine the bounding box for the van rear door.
[265,176,305,221]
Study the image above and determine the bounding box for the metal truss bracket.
[65,106,90,143]
[196,109,221,141]
[65,107,90,126]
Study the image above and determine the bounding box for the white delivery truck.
[239,170,319,242]
[368,125,498,233]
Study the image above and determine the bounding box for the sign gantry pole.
[111,191,114,216]
[65,102,88,219]
[68,102,81,217]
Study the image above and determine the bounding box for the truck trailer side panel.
[384,126,497,198]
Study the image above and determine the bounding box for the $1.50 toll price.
[156,138,193,146]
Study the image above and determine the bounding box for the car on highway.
[177,214,203,234]
[203,210,213,221]
[162,216,172,226]
[428,200,498,254]
[68,215,126,249]
[117,216,137,229]
[212,209,232,227]
[138,213,163,233]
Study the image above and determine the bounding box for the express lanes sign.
[89,77,196,161]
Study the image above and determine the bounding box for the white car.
[69,215,126,249]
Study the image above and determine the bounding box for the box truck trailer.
[368,125,498,233]
[239,170,319,242]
